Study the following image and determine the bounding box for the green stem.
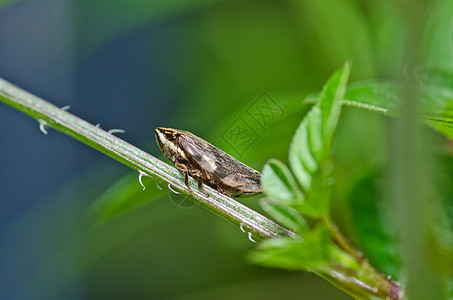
[325,217,363,260]
[0,77,295,241]
[316,268,383,300]
[324,218,403,299]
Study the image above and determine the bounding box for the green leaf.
[416,67,453,138]
[346,168,401,280]
[421,117,453,139]
[415,67,453,138]
[260,198,308,233]
[416,66,453,89]
[320,62,351,144]
[305,80,399,116]
[339,68,453,120]
[316,74,453,139]
[248,225,332,271]
[289,106,322,192]
[329,67,453,139]
[343,80,453,139]
[419,85,453,116]
[344,81,399,116]
[288,63,350,217]
[88,172,165,223]
[261,159,303,205]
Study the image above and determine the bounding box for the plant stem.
[0,77,296,240]
[0,77,403,299]
[323,217,403,299]
[317,264,401,300]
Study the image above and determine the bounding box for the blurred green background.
[1,0,452,299]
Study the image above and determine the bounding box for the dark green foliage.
[251,63,350,270]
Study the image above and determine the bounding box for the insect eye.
[165,133,176,141]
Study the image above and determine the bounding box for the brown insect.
[155,127,262,197]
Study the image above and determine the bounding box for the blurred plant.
[250,61,453,299]
[3,61,453,299]
[250,63,403,299]
[3,0,453,298]
[0,0,18,9]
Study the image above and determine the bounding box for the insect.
[155,127,262,198]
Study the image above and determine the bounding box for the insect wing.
[177,132,229,175]
[178,132,262,195]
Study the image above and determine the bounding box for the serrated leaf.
[261,159,303,205]
[248,225,332,271]
[307,106,324,162]
[321,61,351,144]
[344,81,399,116]
[88,172,165,223]
[289,107,322,192]
[288,63,350,217]
[305,66,453,141]
[260,198,308,233]
[335,67,453,139]
[343,79,453,138]
[305,80,399,116]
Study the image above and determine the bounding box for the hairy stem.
[0,77,296,240]
[0,77,402,299]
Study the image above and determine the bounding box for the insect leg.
[184,172,192,193]
[197,178,209,197]
[216,185,231,197]
[175,162,192,194]
[190,168,209,197]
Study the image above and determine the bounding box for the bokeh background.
[1,0,452,299]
